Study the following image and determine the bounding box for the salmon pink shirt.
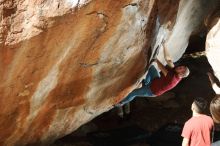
[181,114,214,146]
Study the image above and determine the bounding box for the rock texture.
[0,0,218,145]
[206,19,220,81]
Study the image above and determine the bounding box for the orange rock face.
[0,0,218,145]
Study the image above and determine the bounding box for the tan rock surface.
[0,0,218,145]
[206,19,220,81]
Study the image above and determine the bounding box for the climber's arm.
[156,59,168,76]
[163,43,175,69]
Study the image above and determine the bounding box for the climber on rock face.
[118,42,190,106]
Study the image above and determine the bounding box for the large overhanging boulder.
[0,0,218,145]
